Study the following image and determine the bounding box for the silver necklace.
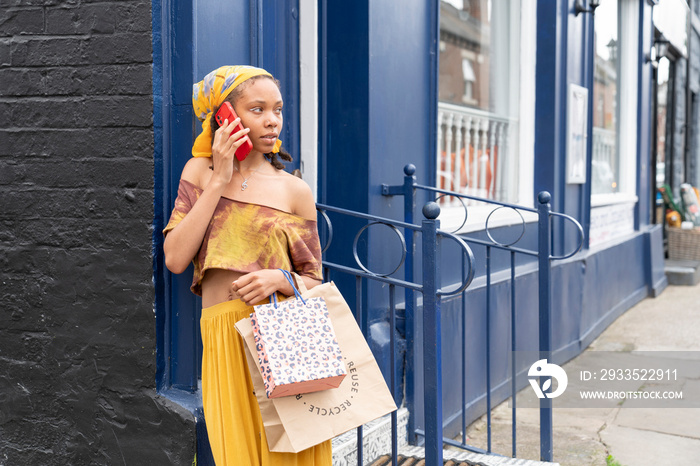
[233,159,267,191]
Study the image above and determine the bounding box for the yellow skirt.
[200,299,333,466]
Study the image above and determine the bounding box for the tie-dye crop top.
[163,179,323,296]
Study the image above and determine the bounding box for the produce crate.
[667,227,700,261]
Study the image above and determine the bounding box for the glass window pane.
[592,0,619,195]
[438,0,521,204]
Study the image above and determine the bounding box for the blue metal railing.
[316,200,475,466]
[381,164,584,464]
[192,162,581,465]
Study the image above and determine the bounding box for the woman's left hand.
[230,269,288,306]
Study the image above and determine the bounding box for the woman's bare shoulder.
[273,169,311,196]
[180,157,212,188]
[277,170,316,219]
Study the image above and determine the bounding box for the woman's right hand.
[210,118,250,187]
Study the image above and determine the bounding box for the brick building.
[0,1,193,464]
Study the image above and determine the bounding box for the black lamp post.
[645,34,670,68]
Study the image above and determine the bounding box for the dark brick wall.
[0,2,195,464]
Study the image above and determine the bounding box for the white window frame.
[462,57,476,104]
[591,0,638,206]
[589,0,639,247]
[299,0,318,199]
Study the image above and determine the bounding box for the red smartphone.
[214,102,253,161]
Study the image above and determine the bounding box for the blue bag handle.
[270,269,306,308]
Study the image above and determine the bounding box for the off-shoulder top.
[163,179,323,296]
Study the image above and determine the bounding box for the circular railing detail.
[352,221,407,278]
[484,206,527,248]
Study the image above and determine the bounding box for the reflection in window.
[592,0,619,195]
[438,0,522,204]
[462,58,475,103]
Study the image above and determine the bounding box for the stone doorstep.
[331,407,409,466]
[331,409,559,466]
[664,259,700,286]
[398,446,560,466]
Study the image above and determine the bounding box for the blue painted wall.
[408,228,661,439]
[318,0,438,402]
[534,2,564,209]
[367,0,437,293]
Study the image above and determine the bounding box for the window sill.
[589,196,638,248]
[437,203,538,235]
[159,385,202,415]
[591,192,638,208]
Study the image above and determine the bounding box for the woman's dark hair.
[210,75,293,170]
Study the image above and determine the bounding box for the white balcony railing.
[437,102,516,206]
[591,127,617,195]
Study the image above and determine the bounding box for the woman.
[163,66,331,465]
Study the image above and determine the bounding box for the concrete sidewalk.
[462,281,700,466]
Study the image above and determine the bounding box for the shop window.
[589,0,639,247]
[591,0,638,200]
[591,0,620,196]
[437,0,536,231]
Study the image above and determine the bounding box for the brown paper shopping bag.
[235,280,397,453]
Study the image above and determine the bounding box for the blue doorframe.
[153,1,302,463]
[152,0,302,398]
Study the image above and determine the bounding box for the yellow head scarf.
[191,65,283,158]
